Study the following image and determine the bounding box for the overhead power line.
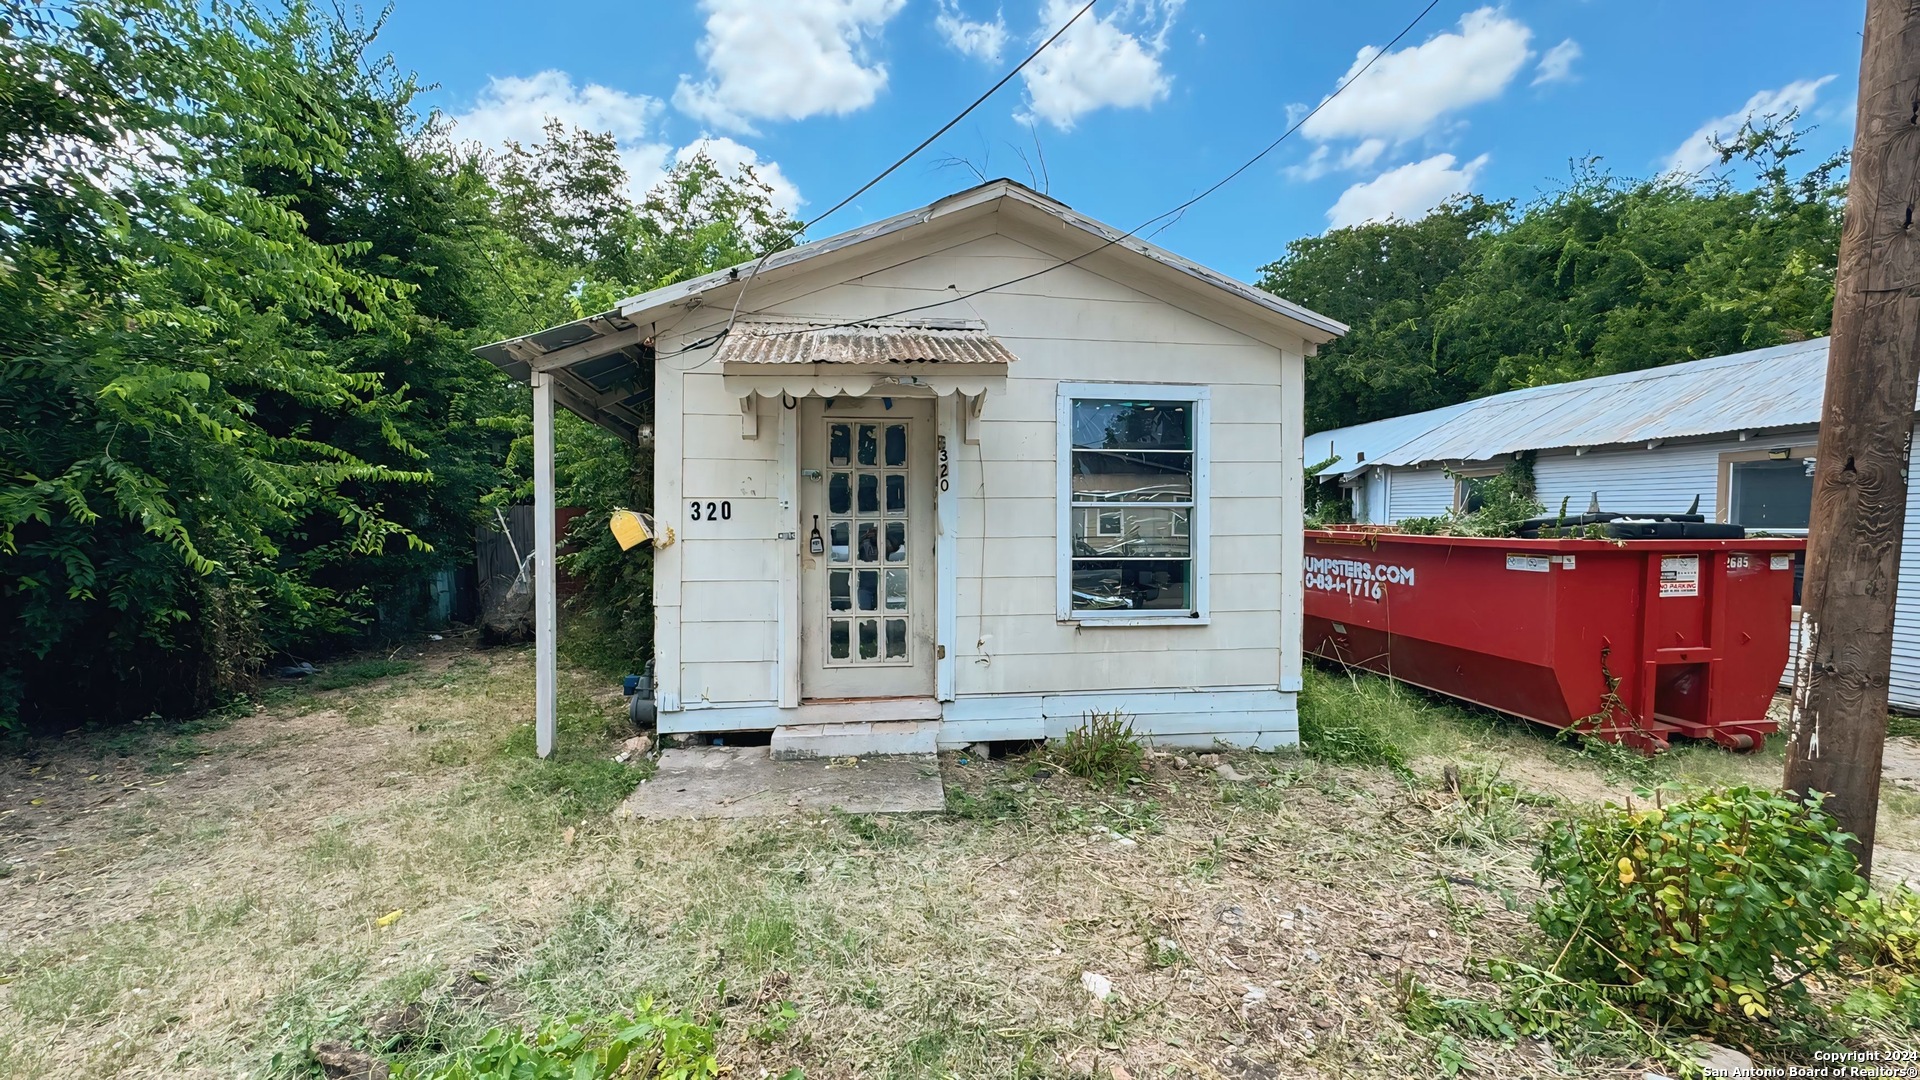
[664,0,1444,358]
[684,0,1103,363]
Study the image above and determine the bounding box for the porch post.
[531,372,558,758]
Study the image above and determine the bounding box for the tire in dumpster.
[1302,530,1806,753]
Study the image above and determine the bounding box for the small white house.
[1305,337,1920,710]
[480,180,1345,755]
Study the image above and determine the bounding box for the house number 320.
[688,500,732,521]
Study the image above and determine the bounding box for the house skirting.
[657,686,1299,751]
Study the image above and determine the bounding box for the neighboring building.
[480,180,1345,753]
[1305,337,1920,710]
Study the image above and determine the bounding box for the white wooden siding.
[658,229,1303,724]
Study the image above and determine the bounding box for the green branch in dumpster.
[1398,458,1542,537]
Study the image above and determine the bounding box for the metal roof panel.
[1312,338,1836,470]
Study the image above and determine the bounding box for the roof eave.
[612,179,1346,346]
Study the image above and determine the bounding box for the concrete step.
[770,719,941,760]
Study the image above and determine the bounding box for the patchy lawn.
[1,645,1915,1078]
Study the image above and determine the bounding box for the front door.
[799,397,936,700]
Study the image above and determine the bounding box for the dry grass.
[1,646,1916,1078]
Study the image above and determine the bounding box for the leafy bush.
[398,1000,722,1080]
[1534,786,1865,1027]
[1049,710,1146,789]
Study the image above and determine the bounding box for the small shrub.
[1841,887,1920,1029]
[1534,786,1865,1028]
[747,999,799,1044]
[1049,710,1145,789]
[397,999,722,1080]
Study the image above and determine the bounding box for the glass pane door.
[823,418,913,666]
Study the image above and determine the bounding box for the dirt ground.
[1,639,1915,1079]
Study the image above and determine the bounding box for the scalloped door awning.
[716,321,1015,400]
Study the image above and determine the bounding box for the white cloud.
[1299,7,1532,142]
[1288,145,1334,182]
[1286,137,1389,181]
[1663,76,1837,175]
[673,0,906,134]
[1343,138,1388,171]
[450,70,673,197]
[450,71,801,210]
[1016,0,1182,131]
[1533,39,1580,86]
[936,0,1009,63]
[675,137,803,216]
[1326,152,1488,229]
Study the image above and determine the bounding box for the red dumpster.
[1302,530,1806,752]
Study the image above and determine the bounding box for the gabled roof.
[476,179,1343,438]
[1307,337,1837,477]
[609,179,1347,341]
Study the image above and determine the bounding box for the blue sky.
[376,0,1864,281]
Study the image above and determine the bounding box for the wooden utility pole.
[1784,0,1920,879]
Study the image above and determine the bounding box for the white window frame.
[1096,508,1124,537]
[1451,467,1502,513]
[1056,382,1210,626]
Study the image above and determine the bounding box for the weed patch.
[1298,667,1414,776]
[723,900,800,971]
[393,998,727,1080]
[1046,710,1145,789]
[310,659,420,692]
[835,811,919,848]
[943,781,1027,822]
[497,692,643,819]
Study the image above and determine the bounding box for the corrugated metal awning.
[714,321,1019,366]
[472,311,654,441]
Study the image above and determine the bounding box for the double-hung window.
[1057,383,1209,622]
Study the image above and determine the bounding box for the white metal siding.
[1533,444,1724,519]
[1894,426,1920,709]
[1386,468,1453,519]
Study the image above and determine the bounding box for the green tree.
[481,137,801,670]
[1263,121,1847,434]
[1259,195,1508,431]
[0,0,510,729]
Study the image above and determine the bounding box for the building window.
[1729,459,1815,530]
[1057,383,1209,621]
[1730,456,1814,605]
[1453,471,1501,514]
